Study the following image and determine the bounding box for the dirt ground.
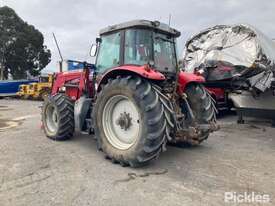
[0,99,274,206]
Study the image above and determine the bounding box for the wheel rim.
[45,104,58,134]
[102,95,141,150]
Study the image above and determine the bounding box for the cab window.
[124,29,152,65]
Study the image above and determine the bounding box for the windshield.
[96,32,120,72]
[124,29,152,65]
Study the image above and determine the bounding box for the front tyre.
[42,94,74,141]
[94,76,167,167]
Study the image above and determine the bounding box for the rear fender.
[177,71,205,94]
[207,87,226,101]
[97,65,165,92]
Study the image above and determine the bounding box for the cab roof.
[99,19,181,37]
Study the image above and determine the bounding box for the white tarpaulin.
[183,24,275,81]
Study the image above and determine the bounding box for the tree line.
[0,6,51,80]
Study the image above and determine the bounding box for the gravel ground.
[0,99,274,206]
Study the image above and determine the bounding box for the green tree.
[0,6,51,80]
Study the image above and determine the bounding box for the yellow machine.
[17,74,53,100]
[30,74,53,100]
[17,84,31,99]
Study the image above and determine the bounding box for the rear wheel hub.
[116,112,132,131]
[102,95,141,150]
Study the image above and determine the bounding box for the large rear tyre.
[184,83,216,145]
[42,94,74,141]
[94,76,167,167]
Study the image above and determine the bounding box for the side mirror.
[90,44,98,57]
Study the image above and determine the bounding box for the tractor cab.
[91,20,180,76]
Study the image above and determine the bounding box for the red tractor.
[42,20,218,167]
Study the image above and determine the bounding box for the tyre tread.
[94,76,167,167]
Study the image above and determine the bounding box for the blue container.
[0,80,37,97]
[67,60,84,71]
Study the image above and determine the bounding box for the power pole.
[0,2,8,80]
[0,47,3,80]
[0,66,3,80]
[0,1,4,80]
[0,60,4,80]
[52,33,64,72]
[0,41,5,80]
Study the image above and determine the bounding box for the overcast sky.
[2,0,275,72]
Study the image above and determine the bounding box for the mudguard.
[97,65,165,91]
[74,96,92,132]
[207,87,226,100]
[177,71,205,94]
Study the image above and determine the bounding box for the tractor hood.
[183,24,275,81]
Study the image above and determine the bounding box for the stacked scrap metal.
[183,24,275,92]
